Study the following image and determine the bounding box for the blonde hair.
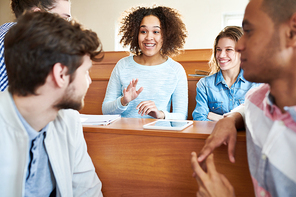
[209,26,243,75]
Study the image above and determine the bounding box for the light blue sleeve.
[164,63,188,120]
[192,77,211,121]
[102,61,128,115]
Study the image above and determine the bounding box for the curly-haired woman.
[102,6,188,119]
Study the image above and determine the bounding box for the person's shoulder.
[0,22,16,34]
[115,55,133,68]
[196,74,216,90]
[117,55,133,63]
[58,108,79,115]
[202,72,217,84]
[0,91,10,119]
[246,83,269,102]
[0,22,16,43]
[55,109,80,127]
[205,72,217,79]
[166,57,186,74]
[0,22,15,28]
[167,57,183,68]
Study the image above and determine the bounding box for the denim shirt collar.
[215,69,246,86]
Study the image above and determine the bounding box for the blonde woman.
[192,26,258,121]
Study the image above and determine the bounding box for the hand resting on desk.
[137,100,165,119]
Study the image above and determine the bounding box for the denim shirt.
[192,69,259,121]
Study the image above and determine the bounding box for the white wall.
[71,0,248,51]
[0,0,248,51]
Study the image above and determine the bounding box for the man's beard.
[54,85,84,111]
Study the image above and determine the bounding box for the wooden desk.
[83,118,254,197]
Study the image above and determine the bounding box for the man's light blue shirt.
[192,69,259,121]
[12,99,56,196]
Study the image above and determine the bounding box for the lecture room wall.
[0,0,248,51]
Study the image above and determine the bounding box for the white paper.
[80,114,121,125]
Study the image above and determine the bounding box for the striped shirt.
[244,84,296,197]
[0,22,16,91]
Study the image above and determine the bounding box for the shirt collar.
[237,69,246,83]
[215,69,246,86]
[266,91,296,122]
[11,98,48,141]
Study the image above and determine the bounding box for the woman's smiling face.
[216,37,241,71]
[138,15,163,58]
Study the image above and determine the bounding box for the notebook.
[80,114,121,126]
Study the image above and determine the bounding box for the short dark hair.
[261,0,296,26]
[11,0,68,18]
[119,6,187,56]
[4,11,103,96]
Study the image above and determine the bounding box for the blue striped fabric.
[0,22,16,91]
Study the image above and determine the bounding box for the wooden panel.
[97,51,131,63]
[96,49,212,64]
[89,63,114,80]
[172,49,212,62]
[90,50,211,80]
[83,118,254,197]
[79,81,108,115]
[90,61,210,80]
[86,133,203,196]
[182,62,210,76]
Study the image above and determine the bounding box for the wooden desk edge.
[83,126,211,139]
[83,118,247,141]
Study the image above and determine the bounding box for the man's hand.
[136,100,165,119]
[191,152,235,197]
[121,79,144,106]
[198,113,244,163]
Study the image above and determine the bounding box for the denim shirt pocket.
[208,102,223,114]
[236,98,245,105]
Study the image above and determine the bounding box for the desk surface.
[83,118,254,197]
[83,118,247,140]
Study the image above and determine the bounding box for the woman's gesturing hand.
[121,78,144,106]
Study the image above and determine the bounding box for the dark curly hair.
[119,6,187,56]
